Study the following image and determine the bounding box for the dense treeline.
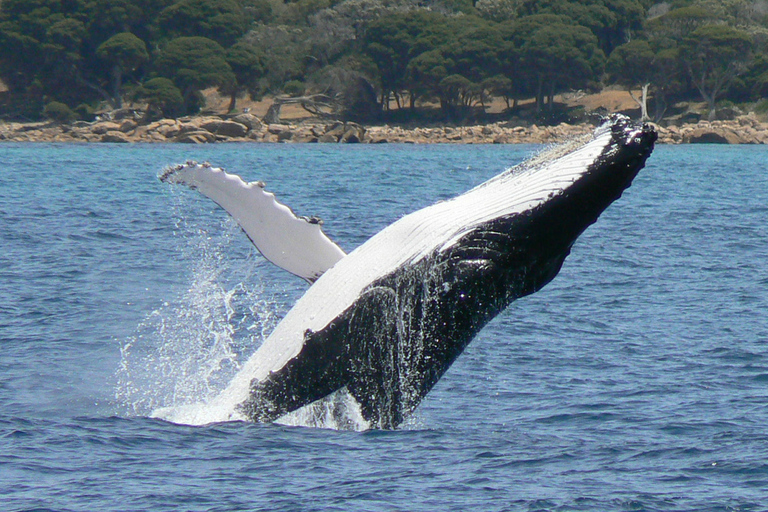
[1,0,767,124]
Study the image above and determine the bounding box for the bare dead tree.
[262,94,338,124]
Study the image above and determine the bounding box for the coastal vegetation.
[0,0,767,125]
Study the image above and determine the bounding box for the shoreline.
[2,113,767,145]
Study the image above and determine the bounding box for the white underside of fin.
[160,162,346,282]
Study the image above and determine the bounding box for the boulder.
[684,128,741,144]
[324,122,366,143]
[317,134,337,143]
[101,131,131,143]
[276,130,293,142]
[119,120,138,133]
[323,122,346,139]
[340,128,361,143]
[230,113,262,131]
[199,119,249,138]
[267,123,291,134]
[91,122,121,135]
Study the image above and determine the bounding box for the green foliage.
[46,18,87,52]
[95,32,149,108]
[0,0,764,122]
[364,10,445,107]
[754,98,768,115]
[242,0,274,22]
[514,15,606,111]
[135,77,184,118]
[606,39,654,87]
[433,0,476,15]
[96,32,148,69]
[43,100,78,122]
[517,0,647,54]
[737,56,768,100]
[155,37,235,101]
[475,0,520,22]
[74,102,97,121]
[221,40,265,110]
[243,24,309,92]
[645,5,715,46]
[83,0,170,43]
[681,24,754,119]
[278,0,331,26]
[283,80,305,96]
[158,0,249,47]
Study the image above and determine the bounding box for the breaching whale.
[159,114,656,429]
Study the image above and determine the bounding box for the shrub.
[283,80,305,97]
[74,103,96,121]
[136,78,185,118]
[43,101,78,123]
[754,99,768,115]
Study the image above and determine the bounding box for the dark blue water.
[1,141,767,511]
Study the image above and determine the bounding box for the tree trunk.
[707,97,717,122]
[547,81,555,112]
[228,90,238,113]
[263,102,282,124]
[264,95,338,124]
[628,83,649,121]
[535,78,543,113]
[686,62,721,122]
[74,68,117,110]
[652,91,667,123]
[110,64,124,109]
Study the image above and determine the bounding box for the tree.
[242,25,310,94]
[606,39,655,120]
[96,32,149,108]
[154,37,235,113]
[475,0,520,22]
[517,0,647,55]
[82,0,169,43]
[681,24,753,120]
[43,100,78,122]
[510,15,605,112]
[278,0,331,26]
[425,21,508,116]
[135,77,184,118]
[644,5,715,46]
[0,0,170,113]
[221,40,265,112]
[364,11,445,110]
[157,0,250,47]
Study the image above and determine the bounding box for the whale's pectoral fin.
[160,162,346,283]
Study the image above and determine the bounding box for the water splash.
[115,188,372,430]
[277,389,370,431]
[115,192,280,419]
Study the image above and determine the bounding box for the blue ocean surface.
[1,140,767,511]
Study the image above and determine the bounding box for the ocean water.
[1,140,767,511]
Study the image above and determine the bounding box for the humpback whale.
[160,115,656,429]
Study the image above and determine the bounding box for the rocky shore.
[2,111,768,144]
